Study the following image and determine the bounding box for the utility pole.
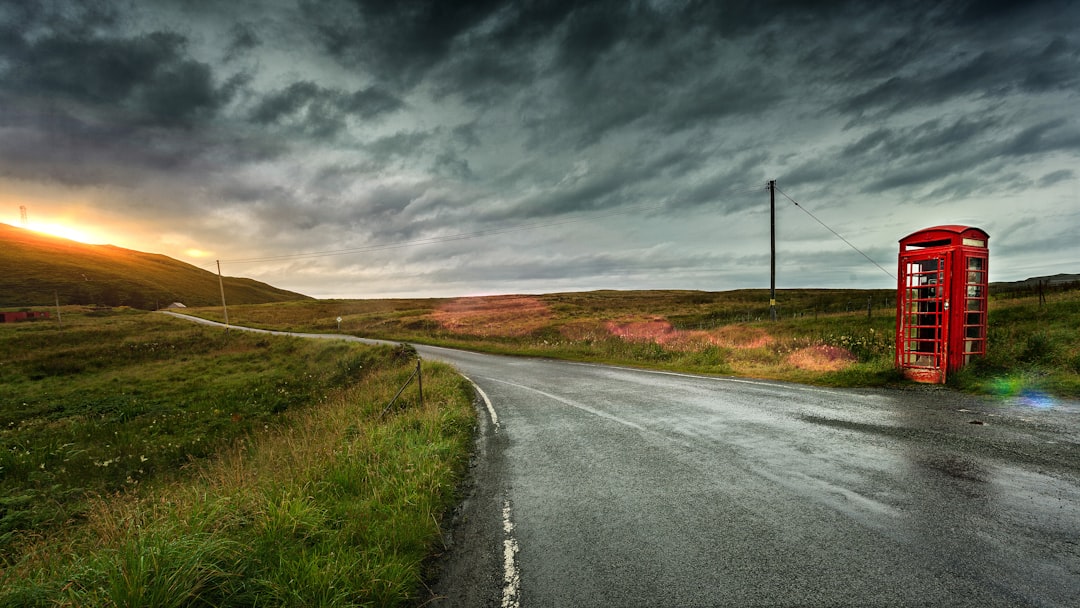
[217,260,230,332]
[769,179,777,322]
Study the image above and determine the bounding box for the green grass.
[951,289,1080,398]
[0,222,311,308]
[184,286,1080,398]
[0,308,475,606]
[185,289,899,382]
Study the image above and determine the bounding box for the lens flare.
[987,376,1057,408]
[1019,389,1056,409]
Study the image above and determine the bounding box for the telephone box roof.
[899,225,988,246]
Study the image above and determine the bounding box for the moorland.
[181,284,1080,399]
[3,225,1077,605]
[1,309,472,605]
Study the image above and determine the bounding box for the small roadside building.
[1,311,51,323]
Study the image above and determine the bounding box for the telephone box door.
[898,251,951,383]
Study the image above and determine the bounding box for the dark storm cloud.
[1,8,234,128]
[303,0,798,144]
[991,221,1080,257]
[836,30,1079,119]
[1,0,1077,295]
[669,152,770,212]
[434,151,475,180]
[659,72,783,134]
[225,22,260,60]
[417,247,761,285]
[250,81,402,138]
[781,105,1079,200]
[366,131,431,159]
[0,1,258,191]
[1001,119,1080,158]
[1037,169,1074,188]
[302,0,507,89]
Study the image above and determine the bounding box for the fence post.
[416,358,423,408]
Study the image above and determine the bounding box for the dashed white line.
[501,499,521,608]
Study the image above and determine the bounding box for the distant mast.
[768,180,777,322]
[20,205,28,228]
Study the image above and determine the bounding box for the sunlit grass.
[187,286,1080,397]
[1,309,475,606]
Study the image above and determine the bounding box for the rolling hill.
[0,223,311,309]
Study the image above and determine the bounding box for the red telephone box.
[896,225,989,383]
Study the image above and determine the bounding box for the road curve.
[159,313,1080,607]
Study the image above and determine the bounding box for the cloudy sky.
[1,0,1077,298]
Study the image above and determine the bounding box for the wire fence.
[381,357,424,418]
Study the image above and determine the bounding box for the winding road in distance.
[162,312,1080,607]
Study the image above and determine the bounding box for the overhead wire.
[774,185,896,281]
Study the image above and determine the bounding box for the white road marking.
[459,374,517,604]
[564,359,851,396]
[485,377,648,432]
[501,499,521,608]
[462,375,499,433]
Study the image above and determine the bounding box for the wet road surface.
[419,346,1080,608]
[159,315,1080,606]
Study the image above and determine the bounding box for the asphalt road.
[421,346,1080,608]
[160,314,1080,607]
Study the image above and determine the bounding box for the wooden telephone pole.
[217,260,230,332]
[769,179,777,322]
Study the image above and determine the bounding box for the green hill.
[0,223,311,309]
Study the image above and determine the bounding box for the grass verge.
[1,309,475,606]
[182,287,1080,398]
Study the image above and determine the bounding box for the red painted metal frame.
[897,252,949,383]
[895,226,989,384]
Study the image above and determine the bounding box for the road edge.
[417,379,510,607]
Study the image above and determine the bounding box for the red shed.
[896,225,989,383]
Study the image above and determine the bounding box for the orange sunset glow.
[27,222,105,245]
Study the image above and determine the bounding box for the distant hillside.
[0,223,311,309]
[991,273,1080,297]
[992,273,1080,288]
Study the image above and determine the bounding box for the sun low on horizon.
[3,207,107,245]
[5,207,221,266]
[26,221,109,245]
[30,222,205,257]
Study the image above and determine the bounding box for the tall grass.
[185,287,1080,397]
[951,289,1080,397]
[1,310,475,606]
[0,308,375,556]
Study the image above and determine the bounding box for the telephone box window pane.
[967,285,983,298]
[965,339,985,355]
[965,325,983,338]
[967,271,985,284]
[966,298,983,311]
[967,257,986,270]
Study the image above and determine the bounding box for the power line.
[774,185,896,281]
